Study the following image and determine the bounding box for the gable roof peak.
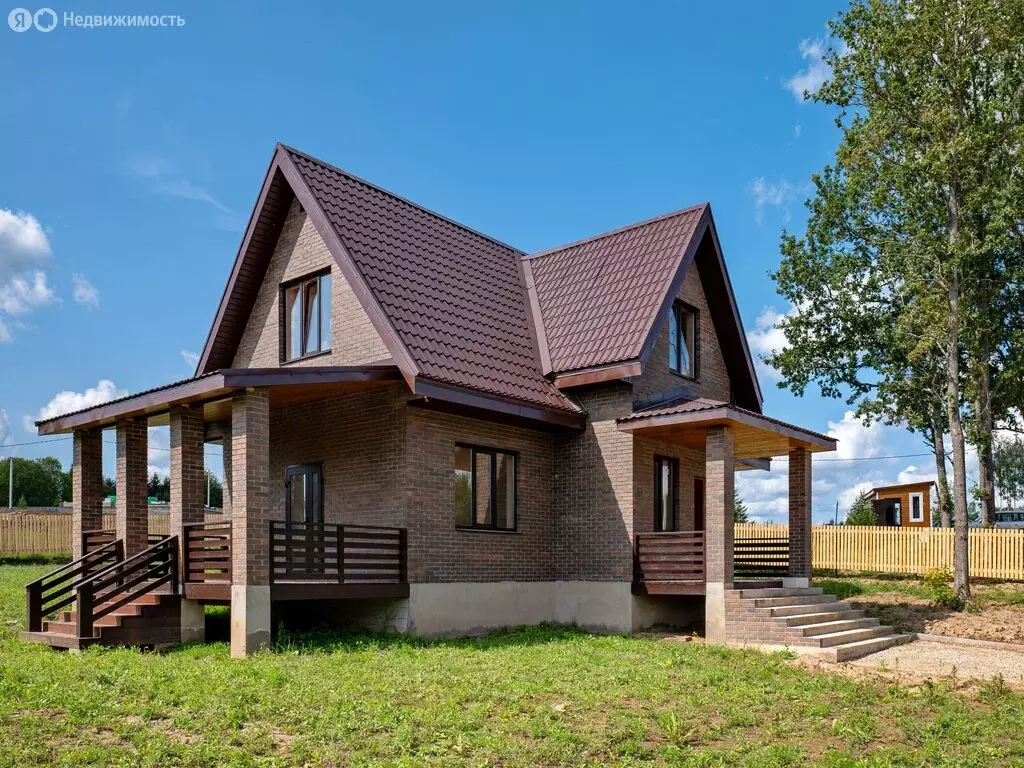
[523,202,709,262]
[277,143,525,256]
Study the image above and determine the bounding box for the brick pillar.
[72,429,104,559]
[115,419,148,556]
[170,405,206,642]
[787,447,813,587]
[704,425,734,644]
[230,389,271,657]
[220,423,232,519]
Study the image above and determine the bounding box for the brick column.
[704,425,734,644]
[72,429,104,559]
[220,422,232,519]
[229,389,271,657]
[787,447,812,587]
[170,405,206,642]
[115,419,149,556]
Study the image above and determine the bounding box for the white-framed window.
[909,492,924,523]
[668,301,698,378]
[283,271,332,362]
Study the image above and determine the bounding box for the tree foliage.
[733,494,750,524]
[0,457,72,507]
[994,437,1024,510]
[845,489,878,526]
[767,0,1024,602]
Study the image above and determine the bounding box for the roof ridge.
[522,202,709,261]
[279,143,526,256]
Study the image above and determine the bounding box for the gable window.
[668,301,698,378]
[283,272,332,361]
[654,456,677,532]
[909,492,924,523]
[454,444,517,531]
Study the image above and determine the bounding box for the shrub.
[922,568,964,610]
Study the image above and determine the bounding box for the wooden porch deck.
[632,531,791,595]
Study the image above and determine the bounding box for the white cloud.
[147,426,169,477]
[785,38,831,101]
[746,177,810,224]
[72,273,99,309]
[0,409,10,445]
[180,349,200,369]
[836,480,876,513]
[0,209,56,341]
[827,411,898,461]
[793,123,802,139]
[746,306,792,381]
[896,464,934,484]
[128,156,232,216]
[30,379,127,425]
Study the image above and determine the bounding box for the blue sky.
[0,1,956,521]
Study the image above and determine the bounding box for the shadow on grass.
[815,578,866,599]
[0,553,70,566]
[270,623,616,655]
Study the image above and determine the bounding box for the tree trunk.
[945,275,971,601]
[975,363,996,526]
[931,408,952,528]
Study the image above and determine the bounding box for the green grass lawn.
[2,564,1024,767]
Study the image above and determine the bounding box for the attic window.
[283,272,332,361]
[669,301,698,378]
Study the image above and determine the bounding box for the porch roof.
[35,363,404,435]
[617,397,836,459]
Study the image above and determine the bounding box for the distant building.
[994,509,1024,529]
[872,481,934,527]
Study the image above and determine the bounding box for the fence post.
[26,581,42,632]
[75,584,94,639]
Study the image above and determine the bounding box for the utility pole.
[206,470,211,507]
[7,454,13,509]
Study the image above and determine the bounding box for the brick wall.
[169,406,206,543]
[632,262,732,403]
[403,406,556,583]
[232,198,391,368]
[115,419,149,556]
[632,435,705,535]
[72,430,103,560]
[268,384,407,529]
[553,383,635,581]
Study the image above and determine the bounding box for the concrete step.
[805,625,892,648]
[781,609,865,627]
[763,601,851,618]
[735,587,824,599]
[752,594,836,608]
[829,633,915,662]
[19,630,96,649]
[796,617,879,637]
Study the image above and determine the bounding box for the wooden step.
[24,593,181,650]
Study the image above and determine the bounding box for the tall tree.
[845,489,878,526]
[768,0,1024,602]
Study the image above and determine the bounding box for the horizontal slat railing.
[633,531,705,583]
[269,521,407,585]
[25,540,124,632]
[734,538,790,578]
[82,529,116,555]
[183,521,232,583]
[73,536,178,639]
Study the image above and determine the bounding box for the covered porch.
[31,364,410,656]
[618,398,836,642]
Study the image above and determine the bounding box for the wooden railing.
[25,539,124,632]
[183,521,232,583]
[633,531,705,583]
[269,521,407,584]
[734,538,790,578]
[72,536,178,639]
[82,529,167,554]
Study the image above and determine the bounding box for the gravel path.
[849,640,1024,685]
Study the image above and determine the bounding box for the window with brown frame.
[454,444,517,531]
[283,272,332,362]
[668,301,698,378]
[654,456,677,532]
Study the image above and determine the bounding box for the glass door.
[285,463,323,523]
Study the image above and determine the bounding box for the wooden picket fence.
[736,523,1024,580]
[1,513,173,555]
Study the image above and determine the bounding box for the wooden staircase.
[20,536,181,650]
[728,586,914,661]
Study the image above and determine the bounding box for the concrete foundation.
[782,577,811,589]
[180,598,206,644]
[704,582,727,644]
[231,585,271,657]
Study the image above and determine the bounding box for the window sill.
[281,349,333,366]
[668,370,698,382]
[455,526,519,535]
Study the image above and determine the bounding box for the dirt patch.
[840,580,1024,644]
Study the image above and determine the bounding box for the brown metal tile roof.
[285,148,579,413]
[522,205,707,374]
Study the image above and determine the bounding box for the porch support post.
[72,429,104,559]
[704,425,734,644]
[115,418,149,556]
[786,447,812,587]
[230,388,271,657]
[170,405,206,642]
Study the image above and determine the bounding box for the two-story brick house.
[23,145,910,660]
